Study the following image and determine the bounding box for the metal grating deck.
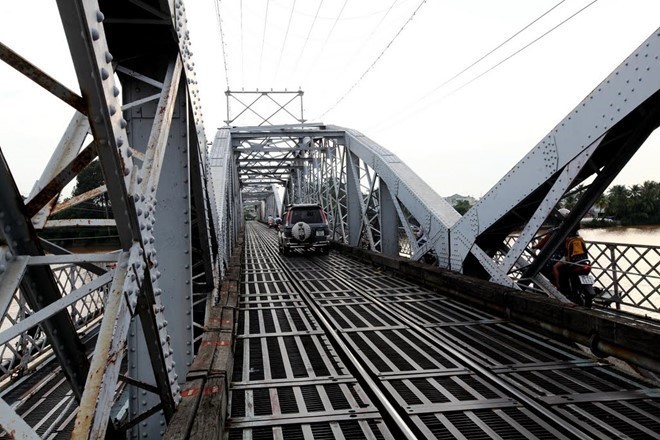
[226,222,660,439]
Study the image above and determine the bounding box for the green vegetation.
[566,181,660,226]
[42,160,117,247]
[452,199,472,215]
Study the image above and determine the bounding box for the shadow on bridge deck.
[169,221,660,440]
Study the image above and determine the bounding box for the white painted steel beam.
[450,27,660,282]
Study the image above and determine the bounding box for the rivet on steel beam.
[117,138,124,147]
[113,86,120,97]
[124,167,130,176]
[91,28,100,41]
[96,11,105,22]
[104,51,113,63]
[101,68,110,81]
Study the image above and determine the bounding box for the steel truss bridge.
[0,1,659,439]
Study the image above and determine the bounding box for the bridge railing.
[0,263,108,390]
[586,240,660,316]
[502,237,660,318]
[400,232,660,318]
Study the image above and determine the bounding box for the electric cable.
[292,0,324,80]
[273,0,297,83]
[317,0,427,120]
[214,0,231,89]
[241,0,245,85]
[302,0,349,83]
[344,0,399,69]
[258,0,270,84]
[370,0,599,132]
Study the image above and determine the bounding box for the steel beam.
[0,41,86,114]
[379,180,399,257]
[0,149,90,402]
[450,28,660,282]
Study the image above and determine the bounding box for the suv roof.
[287,203,322,209]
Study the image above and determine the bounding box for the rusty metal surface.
[0,41,87,115]
[24,143,98,219]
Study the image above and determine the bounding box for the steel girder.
[0,1,220,439]
[209,128,242,282]
[449,27,660,293]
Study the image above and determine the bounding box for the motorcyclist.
[533,208,570,286]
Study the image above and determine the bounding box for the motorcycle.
[556,259,597,308]
[539,258,596,307]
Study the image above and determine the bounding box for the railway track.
[227,222,660,440]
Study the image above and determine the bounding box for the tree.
[55,160,109,219]
[453,199,472,215]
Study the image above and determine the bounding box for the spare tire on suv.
[278,204,330,256]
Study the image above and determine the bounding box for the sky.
[1,0,659,199]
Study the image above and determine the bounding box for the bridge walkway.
[224,222,660,439]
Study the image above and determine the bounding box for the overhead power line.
[370,0,599,132]
[317,0,428,120]
[292,0,325,79]
[344,0,399,69]
[274,0,297,83]
[258,0,270,84]
[240,0,244,84]
[214,0,231,89]
[302,0,349,83]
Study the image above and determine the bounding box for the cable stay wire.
[273,0,297,83]
[302,0,349,83]
[214,0,231,90]
[258,0,270,84]
[369,0,598,133]
[317,0,428,120]
[292,0,325,81]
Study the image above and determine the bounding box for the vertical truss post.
[379,179,399,257]
[54,0,180,436]
[123,58,190,437]
[346,150,362,247]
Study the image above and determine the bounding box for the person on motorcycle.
[533,208,571,285]
[552,227,588,292]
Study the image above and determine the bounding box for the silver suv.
[278,204,330,255]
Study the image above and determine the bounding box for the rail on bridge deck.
[168,222,660,439]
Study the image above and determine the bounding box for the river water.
[580,224,660,246]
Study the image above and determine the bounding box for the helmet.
[558,208,570,218]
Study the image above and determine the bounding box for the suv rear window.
[290,208,323,224]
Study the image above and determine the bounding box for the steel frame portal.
[227,124,461,265]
